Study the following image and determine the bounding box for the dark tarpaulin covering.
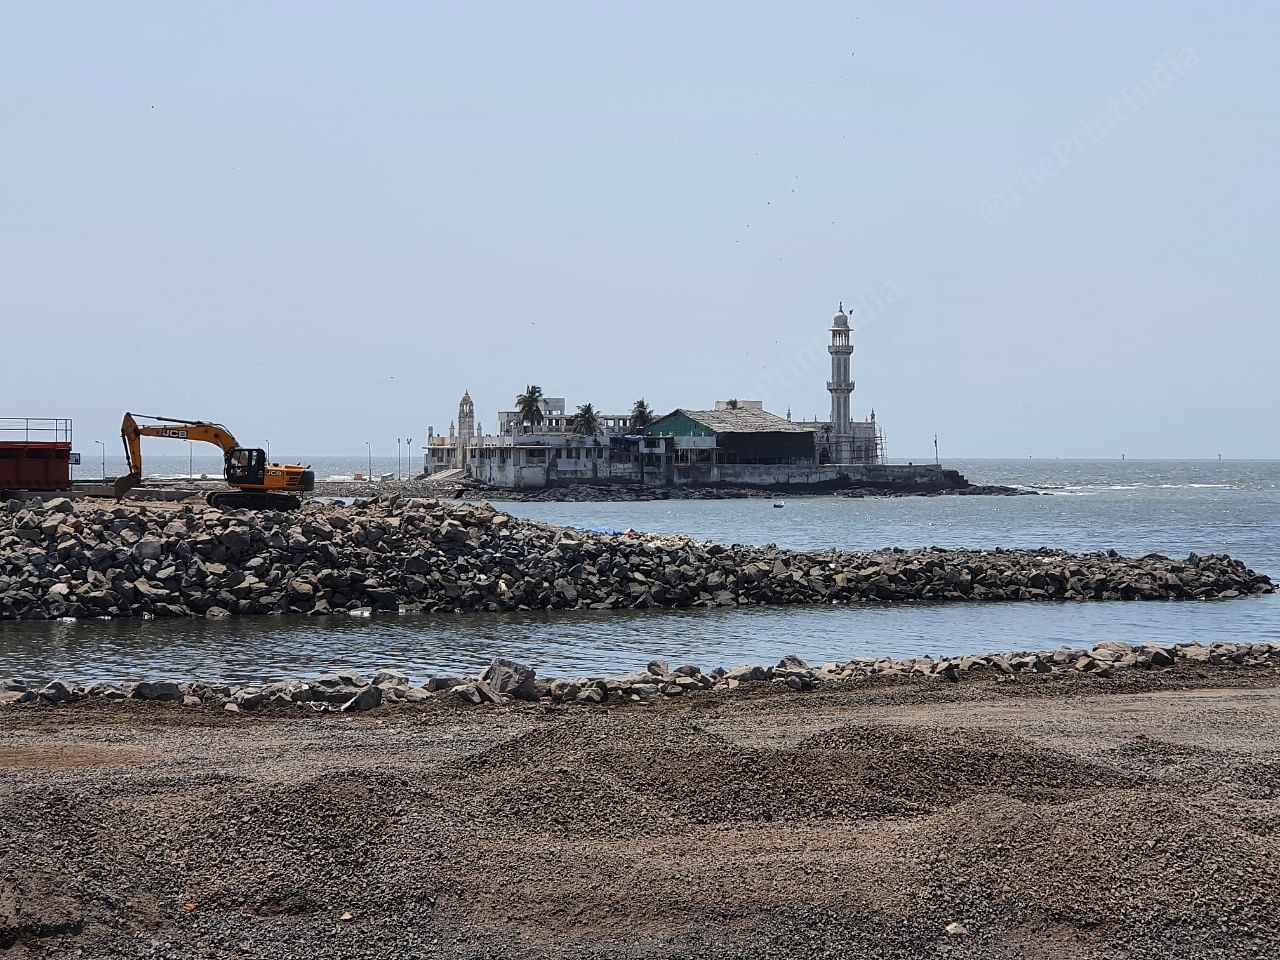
[716,430,815,464]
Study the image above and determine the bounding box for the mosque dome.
[831,303,849,328]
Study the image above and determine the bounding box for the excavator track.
[205,491,302,512]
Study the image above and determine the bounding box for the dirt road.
[3,669,1279,958]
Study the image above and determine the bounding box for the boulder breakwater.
[5,641,1278,712]
[0,495,1272,622]
[314,476,1033,501]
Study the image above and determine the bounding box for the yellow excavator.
[114,412,315,510]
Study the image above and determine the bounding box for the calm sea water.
[3,459,1277,684]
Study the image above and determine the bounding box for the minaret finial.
[839,301,844,313]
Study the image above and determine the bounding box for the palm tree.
[515,385,545,432]
[726,398,740,409]
[569,402,601,436]
[630,398,653,432]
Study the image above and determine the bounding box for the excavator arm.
[114,412,241,497]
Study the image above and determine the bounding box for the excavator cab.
[225,447,266,486]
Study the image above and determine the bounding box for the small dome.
[831,302,849,328]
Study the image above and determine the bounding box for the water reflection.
[2,595,1276,685]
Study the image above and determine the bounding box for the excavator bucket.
[112,472,141,499]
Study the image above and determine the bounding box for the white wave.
[1031,481,1238,493]
[1016,481,1239,495]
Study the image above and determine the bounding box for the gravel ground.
[3,665,1280,959]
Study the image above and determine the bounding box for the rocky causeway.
[313,476,1035,501]
[0,495,1272,621]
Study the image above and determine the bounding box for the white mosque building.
[424,303,890,486]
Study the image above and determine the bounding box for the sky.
[3,2,1278,459]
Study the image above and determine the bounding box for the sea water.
[2,459,1276,683]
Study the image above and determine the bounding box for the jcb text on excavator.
[114,412,315,510]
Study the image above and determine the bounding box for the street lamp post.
[407,437,413,477]
[94,440,105,481]
[365,441,371,482]
[396,439,402,481]
[187,440,193,479]
[266,439,271,464]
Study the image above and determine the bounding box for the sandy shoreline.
[4,663,1279,958]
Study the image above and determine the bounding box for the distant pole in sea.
[933,434,939,466]
[365,441,371,481]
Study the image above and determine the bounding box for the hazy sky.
[3,2,1277,459]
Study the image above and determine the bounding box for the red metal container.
[0,419,73,493]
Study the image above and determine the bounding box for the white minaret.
[827,303,854,438]
[457,390,475,470]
